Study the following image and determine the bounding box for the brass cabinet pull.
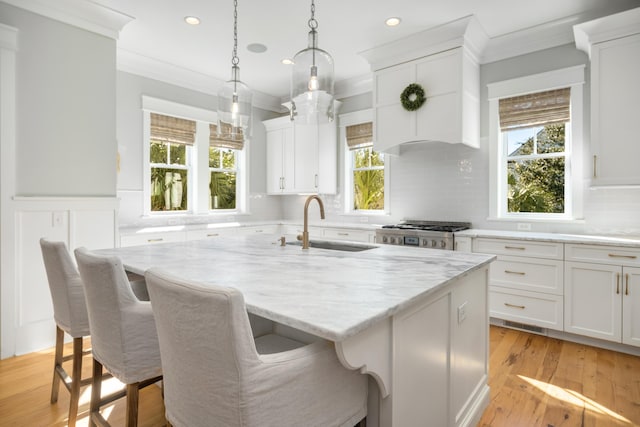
[626,273,630,296]
[147,238,163,242]
[505,270,526,275]
[616,273,620,294]
[505,246,526,250]
[206,233,219,237]
[593,155,597,178]
[254,229,264,233]
[608,253,638,259]
[504,303,525,309]
[338,232,349,236]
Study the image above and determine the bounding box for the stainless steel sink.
[286,240,377,252]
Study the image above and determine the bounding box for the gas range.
[376,220,471,250]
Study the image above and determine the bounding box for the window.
[209,123,242,210]
[149,113,194,212]
[501,89,569,214]
[488,66,585,221]
[142,96,247,216]
[346,121,385,211]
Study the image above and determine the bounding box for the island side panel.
[336,266,490,427]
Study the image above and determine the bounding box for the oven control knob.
[382,236,388,243]
[431,240,437,247]
[422,239,428,247]
[440,240,447,248]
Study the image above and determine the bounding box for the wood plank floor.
[0,326,638,426]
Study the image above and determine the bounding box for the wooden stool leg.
[89,358,103,427]
[50,326,64,404]
[67,337,83,427]
[126,383,140,427]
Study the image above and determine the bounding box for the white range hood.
[360,15,488,154]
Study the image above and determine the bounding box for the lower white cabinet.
[473,238,564,331]
[120,230,186,247]
[235,225,279,236]
[322,228,374,243]
[564,243,640,347]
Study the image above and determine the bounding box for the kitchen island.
[97,235,495,427]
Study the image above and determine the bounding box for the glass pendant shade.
[291,28,335,124]
[217,65,252,139]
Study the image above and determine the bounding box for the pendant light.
[217,0,252,141]
[290,0,335,124]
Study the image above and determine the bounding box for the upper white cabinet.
[574,8,640,186]
[264,116,337,195]
[360,15,487,154]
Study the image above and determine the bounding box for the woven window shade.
[150,113,196,145]
[346,122,373,150]
[499,88,570,131]
[210,123,244,151]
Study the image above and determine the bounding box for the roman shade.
[150,113,196,145]
[499,88,570,131]
[346,122,373,150]
[210,123,244,151]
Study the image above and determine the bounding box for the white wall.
[0,2,117,196]
[283,43,640,236]
[116,70,284,227]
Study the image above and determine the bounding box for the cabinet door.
[293,124,319,192]
[622,266,640,347]
[266,129,284,194]
[564,261,622,342]
[281,126,296,192]
[317,123,337,194]
[591,34,640,186]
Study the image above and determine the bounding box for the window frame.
[487,66,585,222]
[339,109,390,216]
[142,96,248,216]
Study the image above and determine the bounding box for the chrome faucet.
[297,195,325,249]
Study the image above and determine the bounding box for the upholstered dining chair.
[144,268,368,427]
[40,238,92,427]
[74,247,162,427]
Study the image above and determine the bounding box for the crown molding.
[574,7,640,59]
[1,0,133,40]
[117,48,285,113]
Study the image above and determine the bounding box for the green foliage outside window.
[507,124,565,214]
[150,140,188,211]
[353,147,384,210]
[209,147,237,210]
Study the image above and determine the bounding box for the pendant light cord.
[232,0,239,66]
[308,0,317,30]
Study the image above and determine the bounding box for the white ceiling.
[97,0,640,102]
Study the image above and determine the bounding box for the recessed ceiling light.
[247,43,268,53]
[281,58,294,65]
[385,17,401,27]
[184,16,200,25]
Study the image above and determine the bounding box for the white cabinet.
[564,244,640,346]
[264,117,337,195]
[235,224,279,236]
[185,227,237,241]
[473,238,564,330]
[120,230,186,247]
[265,120,295,193]
[574,9,640,186]
[454,236,472,253]
[321,228,374,243]
[373,47,480,154]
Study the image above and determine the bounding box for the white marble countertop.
[96,235,494,342]
[457,229,640,248]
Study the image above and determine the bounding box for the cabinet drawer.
[490,256,563,295]
[473,238,563,260]
[236,225,279,236]
[490,287,563,330]
[120,231,185,247]
[565,244,640,267]
[185,228,236,241]
[322,228,372,243]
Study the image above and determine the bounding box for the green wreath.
[400,83,426,111]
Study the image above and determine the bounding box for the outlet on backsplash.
[517,223,532,231]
